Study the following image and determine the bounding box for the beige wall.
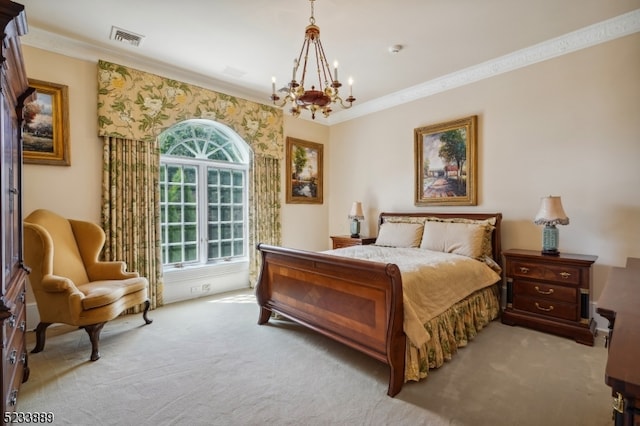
[21,32,640,303]
[328,33,640,300]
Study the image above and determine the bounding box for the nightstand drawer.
[515,280,577,303]
[510,260,580,286]
[330,236,376,249]
[513,296,578,321]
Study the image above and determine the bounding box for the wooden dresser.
[502,249,597,345]
[330,235,376,249]
[597,258,640,426]
[0,0,33,421]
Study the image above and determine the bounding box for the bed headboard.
[378,212,503,268]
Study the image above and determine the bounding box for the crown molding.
[21,27,268,106]
[21,9,640,126]
[328,9,640,125]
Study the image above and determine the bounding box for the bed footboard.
[255,243,406,397]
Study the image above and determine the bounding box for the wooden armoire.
[0,0,33,420]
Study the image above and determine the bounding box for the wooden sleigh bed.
[255,212,503,397]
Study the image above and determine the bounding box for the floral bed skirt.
[404,285,500,382]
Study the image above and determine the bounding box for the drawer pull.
[19,320,26,332]
[534,286,554,295]
[8,314,16,328]
[535,302,554,312]
[9,389,17,406]
[519,267,530,273]
[559,272,571,279]
[9,349,17,364]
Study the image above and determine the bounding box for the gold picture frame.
[23,79,70,166]
[414,115,477,206]
[285,137,323,204]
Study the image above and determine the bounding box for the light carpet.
[17,289,613,426]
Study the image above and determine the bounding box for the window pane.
[168,166,183,183]
[185,244,198,262]
[208,242,219,258]
[220,206,231,221]
[220,170,231,185]
[208,224,219,240]
[221,241,232,257]
[208,171,218,185]
[208,187,219,203]
[183,186,197,203]
[221,223,232,239]
[233,223,243,238]
[184,205,197,222]
[168,246,182,263]
[233,171,243,186]
[167,206,182,223]
[233,206,243,221]
[233,188,243,203]
[208,207,219,222]
[220,187,231,203]
[168,225,182,242]
[184,225,197,242]
[233,240,244,256]
[183,166,197,183]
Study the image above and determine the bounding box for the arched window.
[158,119,251,268]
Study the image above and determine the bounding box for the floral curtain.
[97,60,284,298]
[102,136,163,309]
[249,154,282,285]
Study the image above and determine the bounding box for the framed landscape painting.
[285,137,323,204]
[23,79,70,166]
[414,115,477,206]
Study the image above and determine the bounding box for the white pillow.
[419,220,487,259]
[375,222,424,248]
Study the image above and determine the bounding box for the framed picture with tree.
[285,137,323,204]
[23,79,70,166]
[414,115,477,206]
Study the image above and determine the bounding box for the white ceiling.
[18,0,640,124]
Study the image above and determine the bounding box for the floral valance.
[97,60,284,159]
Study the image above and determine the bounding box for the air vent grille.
[110,26,144,47]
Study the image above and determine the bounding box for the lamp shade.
[348,202,364,221]
[534,196,569,226]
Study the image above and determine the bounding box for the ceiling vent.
[110,26,144,47]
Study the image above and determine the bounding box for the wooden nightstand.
[502,249,598,346]
[330,235,376,249]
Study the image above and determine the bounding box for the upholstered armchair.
[23,209,152,361]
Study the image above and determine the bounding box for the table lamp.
[534,196,569,256]
[348,202,364,238]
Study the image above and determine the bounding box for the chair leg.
[82,322,106,361]
[31,322,52,354]
[142,299,153,324]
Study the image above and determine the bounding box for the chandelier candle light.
[349,202,364,238]
[270,0,355,119]
[534,196,569,256]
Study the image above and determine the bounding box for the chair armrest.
[87,261,140,281]
[40,274,81,294]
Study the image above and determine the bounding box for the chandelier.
[270,0,355,119]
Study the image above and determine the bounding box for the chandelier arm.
[299,38,313,88]
[315,39,334,87]
[313,41,327,91]
[335,96,355,109]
